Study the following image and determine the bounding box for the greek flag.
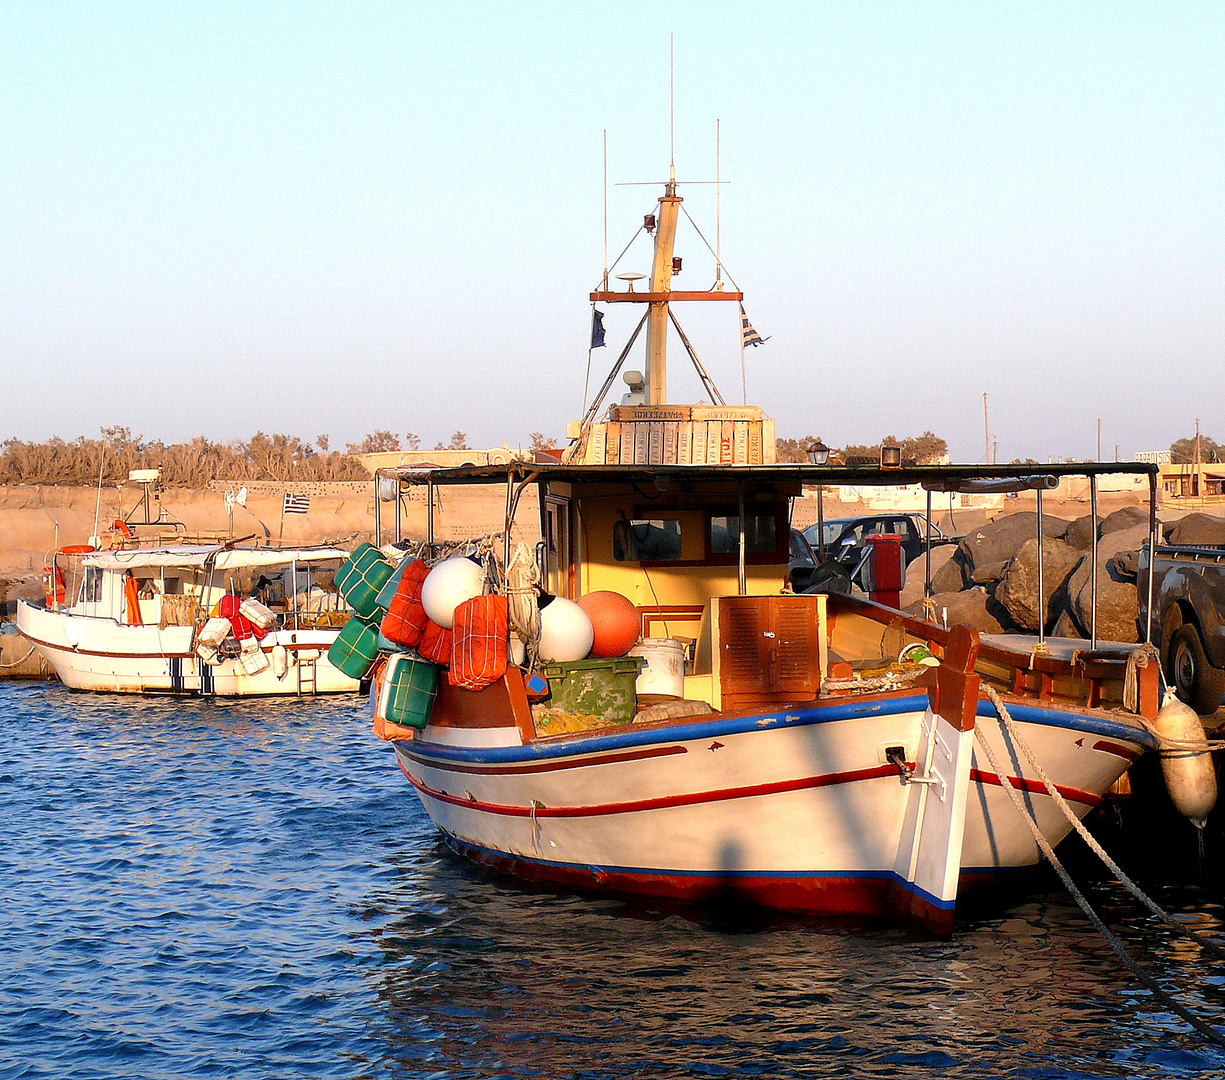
[740,304,769,348]
[591,308,606,349]
[283,493,310,515]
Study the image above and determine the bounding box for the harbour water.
[2,680,1224,1079]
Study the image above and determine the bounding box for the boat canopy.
[78,546,352,571]
[382,460,1159,489]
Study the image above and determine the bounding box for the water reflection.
[361,835,1225,1078]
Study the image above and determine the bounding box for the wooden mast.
[589,175,742,404]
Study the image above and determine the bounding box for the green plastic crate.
[541,656,646,723]
[383,653,440,729]
[328,614,381,680]
[335,543,395,619]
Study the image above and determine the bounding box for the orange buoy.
[577,590,639,658]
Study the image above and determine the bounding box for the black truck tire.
[1168,623,1225,715]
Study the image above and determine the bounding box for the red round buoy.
[577,591,639,658]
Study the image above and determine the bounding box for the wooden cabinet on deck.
[716,595,825,712]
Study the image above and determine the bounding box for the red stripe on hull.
[451,838,897,917]
[401,758,902,818]
[1092,739,1143,763]
[969,768,1100,808]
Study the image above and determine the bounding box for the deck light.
[807,441,830,466]
[880,444,902,469]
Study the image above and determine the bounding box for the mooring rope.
[0,644,38,668]
[982,685,1225,960]
[976,685,1225,1045]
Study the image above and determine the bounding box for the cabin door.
[542,495,573,599]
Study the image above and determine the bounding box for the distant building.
[355,444,528,473]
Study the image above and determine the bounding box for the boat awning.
[78,546,352,571]
[380,460,1160,489]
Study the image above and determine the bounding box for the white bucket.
[628,638,686,699]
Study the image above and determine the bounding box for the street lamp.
[807,441,830,556]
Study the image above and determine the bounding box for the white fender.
[1153,692,1218,828]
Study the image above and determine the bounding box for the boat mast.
[645,178,681,404]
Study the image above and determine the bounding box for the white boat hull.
[16,600,359,696]
[393,690,1150,929]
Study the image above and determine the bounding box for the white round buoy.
[420,557,485,629]
[1153,692,1218,829]
[537,595,594,663]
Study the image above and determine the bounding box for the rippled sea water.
[2,680,1224,1079]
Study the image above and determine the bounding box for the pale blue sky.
[3,2,1222,462]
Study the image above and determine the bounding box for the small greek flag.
[283,493,310,515]
[740,304,769,348]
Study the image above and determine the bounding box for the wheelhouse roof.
[383,460,1158,489]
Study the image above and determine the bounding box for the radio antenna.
[669,34,676,183]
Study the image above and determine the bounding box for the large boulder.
[959,512,1070,585]
[1063,514,1099,551]
[1051,608,1085,640]
[1065,523,1149,642]
[1101,505,1149,536]
[994,537,1084,633]
[1164,513,1225,547]
[905,587,1009,635]
[898,546,960,608]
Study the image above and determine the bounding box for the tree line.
[1,428,372,486]
[775,431,949,465]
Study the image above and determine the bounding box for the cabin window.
[709,514,778,556]
[82,567,102,604]
[613,518,683,562]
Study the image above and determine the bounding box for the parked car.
[789,529,852,595]
[802,513,961,569]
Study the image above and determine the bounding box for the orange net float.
[576,591,639,658]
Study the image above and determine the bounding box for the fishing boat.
[16,535,361,696]
[361,161,1191,932]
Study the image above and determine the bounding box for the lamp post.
[807,441,830,558]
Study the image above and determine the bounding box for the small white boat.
[17,542,361,696]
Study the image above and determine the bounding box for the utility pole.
[1196,417,1203,500]
[983,392,990,464]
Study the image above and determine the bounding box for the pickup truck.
[1139,543,1225,713]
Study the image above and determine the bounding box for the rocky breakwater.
[903,505,1152,642]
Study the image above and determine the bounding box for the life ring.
[112,519,134,537]
[59,544,97,555]
[42,565,66,607]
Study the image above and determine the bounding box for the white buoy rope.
[977,686,1225,1046]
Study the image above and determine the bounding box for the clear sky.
[3,2,1222,463]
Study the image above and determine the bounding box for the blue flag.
[591,308,606,349]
